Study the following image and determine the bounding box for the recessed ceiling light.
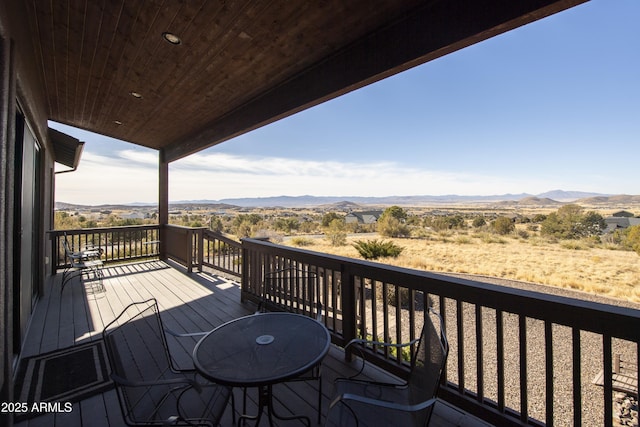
[130,91,143,99]
[114,120,123,125]
[162,32,181,45]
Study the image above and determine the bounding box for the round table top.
[193,312,331,387]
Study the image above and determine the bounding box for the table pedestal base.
[239,385,310,427]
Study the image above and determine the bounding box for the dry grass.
[283,232,640,303]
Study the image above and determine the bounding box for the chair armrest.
[330,392,437,413]
[110,373,203,393]
[345,337,420,352]
[82,247,103,257]
[68,249,101,261]
[315,302,324,323]
[343,337,420,381]
[164,326,208,338]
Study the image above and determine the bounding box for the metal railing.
[241,238,640,426]
[202,230,242,276]
[52,226,242,276]
[50,225,160,274]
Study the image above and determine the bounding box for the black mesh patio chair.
[250,267,325,423]
[325,307,449,427]
[61,236,104,293]
[102,299,233,426]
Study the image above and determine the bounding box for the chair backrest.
[102,299,178,424]
[263,267,322,320]
[62,236,73,257]
[62,237,81,267]
[407,307,449,425]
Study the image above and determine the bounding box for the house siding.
[1,3,58,422]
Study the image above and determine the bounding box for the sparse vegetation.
[55,202,640,302]
[492,216,515,235]
[325,218,347,246]
[290,237,313,247]
[353,239,404,260]
[377,206,410,237]
[621,224,640,255]
[540,204,604,239]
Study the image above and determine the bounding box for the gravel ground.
[365,274,640,426]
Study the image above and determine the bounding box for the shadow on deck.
[14,260,491,427]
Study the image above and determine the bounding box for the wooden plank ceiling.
[25,0,587,162]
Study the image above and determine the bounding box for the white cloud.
[168,152,561,200]
[56,152,158,205]
[117,149,158,166]
[57,150,624,205]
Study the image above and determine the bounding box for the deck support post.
[159,150,169,261]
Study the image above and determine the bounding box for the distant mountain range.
[213,190,610,207]
[55,190,640,210]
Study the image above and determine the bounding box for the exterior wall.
[1,28,17,425]
[1,2,57,424]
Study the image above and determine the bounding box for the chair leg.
[60,268,82,293]
[242,387,248,417]
[87,266,106,293]
[317,371,322,424]
[230,391,236,424]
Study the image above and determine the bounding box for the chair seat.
[334,378,410,403]
[125,372,229,426]
[72,259,103,268]
[325,406,420,427]
[325,382,424,427]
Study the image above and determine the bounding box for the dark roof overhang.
[50,128,85,173]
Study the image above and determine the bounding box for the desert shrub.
[560,240,589,250]
[527,237,545,246]
[321,212,342,227]
[516,229,530,239]
[274,218,300,233]
[209,242,229,255]
[353,239,404,260]
[472,217,487,228]
[209,216,224,232]
[532,213,547,223]
[427,215,466,231]
[409,227,431,238]
[476,232,507,244]
[622,225,640,255]
[325,219,347,246]
[540,205,605,239]
[455,236,473,244]
[602,243,621,251]
[492,216,515,235]
[436,230,454,242]
[232,213,263,237]
[381,206,408,221]
[290,237,313,247]
[298,220,318,234]
[377,211,410,237]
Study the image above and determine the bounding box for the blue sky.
[54,0,639,205]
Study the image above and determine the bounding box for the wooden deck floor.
[14,260,492,427]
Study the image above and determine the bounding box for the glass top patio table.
[193,312,331,387]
